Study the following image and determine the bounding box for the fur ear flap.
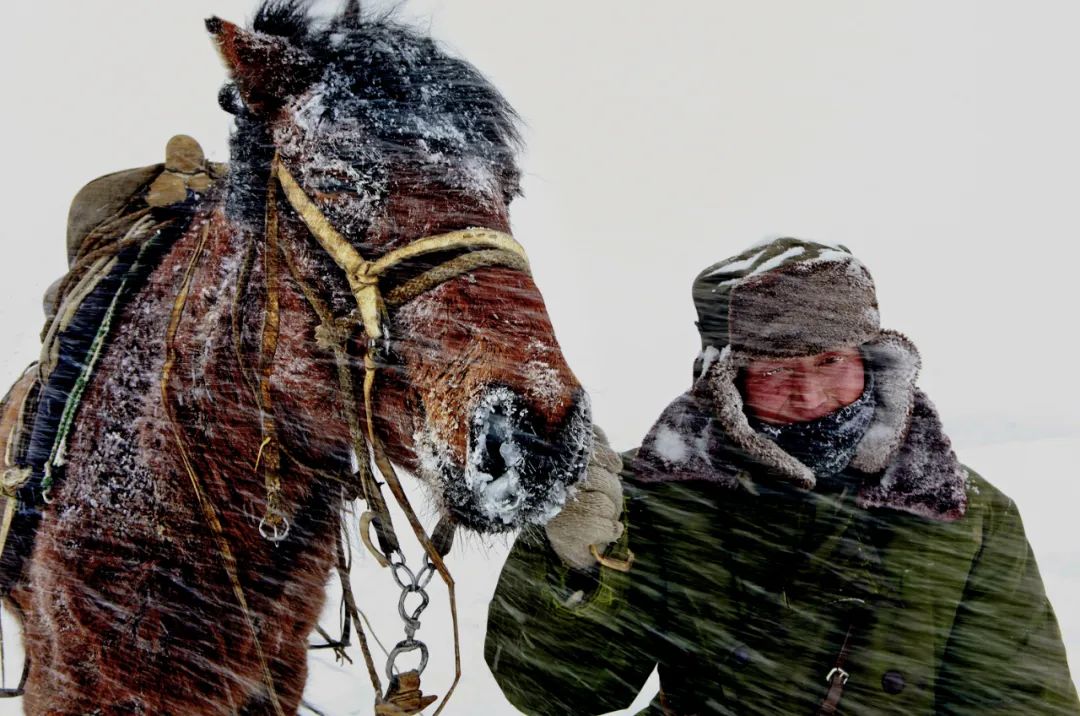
[206,16,319,115]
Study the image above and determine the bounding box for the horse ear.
[205,16,319,115]
[343,0,361,22]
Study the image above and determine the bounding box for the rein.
[265,152,531,714]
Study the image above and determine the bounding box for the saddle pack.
[0,135,225,597]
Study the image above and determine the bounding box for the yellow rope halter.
[271,154,529,344]
[264,152,533,715]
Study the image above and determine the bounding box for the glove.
[544,426,625,570]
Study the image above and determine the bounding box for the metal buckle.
[826,667,850,685]
[258,513,291,543]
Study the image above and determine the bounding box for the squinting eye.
[760,367,789,378]
[819,355,845,367]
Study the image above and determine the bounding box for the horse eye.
[312,176,355,194]
[310,167,359,194]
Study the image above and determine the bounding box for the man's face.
[741,347,866,425]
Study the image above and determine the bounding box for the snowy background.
[1,0,1078,713]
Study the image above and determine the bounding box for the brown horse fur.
[11,3,590,714]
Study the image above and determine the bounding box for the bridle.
[163,151,534,716]
[266,152,534,714]
[272,156,530,346]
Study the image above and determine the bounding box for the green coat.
[486,373,1079,715]
[486,469,1078,715]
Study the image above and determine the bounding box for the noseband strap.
[271,154,530,343]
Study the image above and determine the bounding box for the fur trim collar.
[850,331,922,473]
[633,333,968,522]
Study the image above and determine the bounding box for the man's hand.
[545,426,625,570]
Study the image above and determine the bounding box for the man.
[485,239,1079,715]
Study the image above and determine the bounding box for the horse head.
[208,3,591,533]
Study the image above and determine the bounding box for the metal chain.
[385,549,437,680]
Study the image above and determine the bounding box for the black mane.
[253,0,312,41]
[225,0,522,224]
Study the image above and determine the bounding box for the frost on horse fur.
[5,2,591,713]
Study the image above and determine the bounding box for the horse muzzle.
[443,386,592,532]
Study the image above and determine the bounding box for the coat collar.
[633,331,968,522]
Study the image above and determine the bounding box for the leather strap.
[161,223,286,716]
[817,619,858,716]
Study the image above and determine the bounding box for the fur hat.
[672,238,966,514]
[693,238,881,359]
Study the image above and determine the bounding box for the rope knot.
[146,135,223,208]
[348,262,380,288]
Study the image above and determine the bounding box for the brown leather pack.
[0,135,221,594]
[0,365,41,594]
[0,366,39,501]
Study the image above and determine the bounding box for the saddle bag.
[0,135,224,595]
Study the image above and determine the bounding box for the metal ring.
[258,514,291,543]
[398,587,430,623]
[386,639,429,680]
[416,560,437,590]
[390,560,416,590]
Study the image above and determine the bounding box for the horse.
[7,2,591,713]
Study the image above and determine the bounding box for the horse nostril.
[471,396,526,479]
[481,420,510,477]
[461,386,592,528]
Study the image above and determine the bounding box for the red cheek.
[823,363,866,406]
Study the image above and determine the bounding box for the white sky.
[0,1,1077,713]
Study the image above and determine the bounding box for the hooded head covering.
[631,238,968,520]
[688,239,883,481]
[692,238,881,360]
[685,239,929,490]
